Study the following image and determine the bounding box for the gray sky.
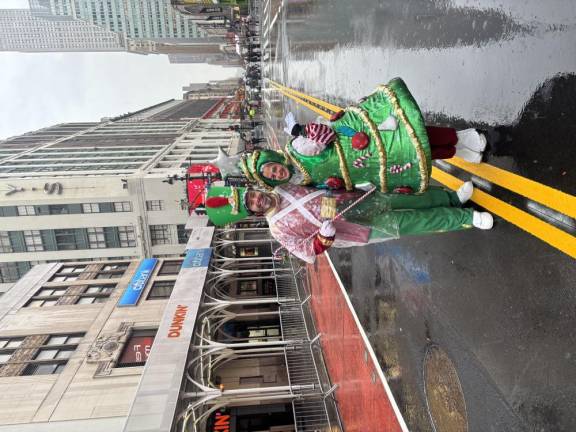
[0,51,239,139]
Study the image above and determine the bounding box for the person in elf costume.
[214,78,486,193]
[205,182,493,264]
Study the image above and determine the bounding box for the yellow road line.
[445,157,576,218]
[269,80,341,113]
[271,82,334,119]
[432,168,576,259]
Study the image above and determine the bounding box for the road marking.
[269,80,576,258]
[445,157,576,218]
[432,168,576,259]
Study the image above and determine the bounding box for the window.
[59,265,86,274]
[96,264,127,280]
[147,280,175,299]
[82,203,100,213]
[87,227,106,249]
[50,273,79,282]
[177,225,189,244]
[114,201,132,212]
[240,247,258,257]
[55,229,78,250]
[17,205,36,216]
[24,230,44,252]
[150,225,170,245]
[238,280,258,296]
[0,232,13,253]
[25,287,68,307]
[49,205,69,215]
[0,334,83,376]
[158,260,182,275]
[117,329,156,368]
[118,226,136,247]
[146,200,165,211]
[0,337,24,364]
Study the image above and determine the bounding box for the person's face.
[245,190,274,214]
[261,162,290,182]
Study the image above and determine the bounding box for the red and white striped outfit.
[305,123,336,146]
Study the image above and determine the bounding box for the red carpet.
[307,254,404,432]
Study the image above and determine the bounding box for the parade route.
[260,0,576,430]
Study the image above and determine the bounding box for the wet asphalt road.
[261,0,576,431]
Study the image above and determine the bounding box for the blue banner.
[182,248,212,268]
[118,258,158,307]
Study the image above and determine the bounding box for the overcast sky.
[0,51,239,140]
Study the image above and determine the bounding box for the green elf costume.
[212,78,487,192]
[205,183,492,264]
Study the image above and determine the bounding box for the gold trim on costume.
[247,150,274,191]
[240,156,255,182]
[230,187,239,214]
[377,84,429,193]
[333,137,353,191]
[284,145,313,186]
[347,106,388,192]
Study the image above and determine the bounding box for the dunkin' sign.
[168,305,189,338]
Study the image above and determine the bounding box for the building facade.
[0,221,341,431]
[0,98,241,290]
[30,0,206,44]
[0,8,124,52]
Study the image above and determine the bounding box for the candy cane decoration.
[272,186,378,260]
[352,152,372,169]
[389,162,412,174]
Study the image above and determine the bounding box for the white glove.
[284,112,297,135]
[319,220,336,237]
[355,182,375,192]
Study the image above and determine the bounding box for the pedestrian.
[205,183,493,264]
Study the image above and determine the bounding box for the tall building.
[30,0,206,44]
[0,8,124,52]
[0,224,341,431]
[0,98,240,291]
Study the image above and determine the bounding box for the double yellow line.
[268,80,576,259]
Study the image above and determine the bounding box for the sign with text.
[118,258,158,307]
[119,336,155,366]
[183,248,212,268]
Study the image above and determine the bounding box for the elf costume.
[213,78,486,194]
[206,184,476,264]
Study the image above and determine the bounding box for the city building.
[0,223,341,431]
[0,8,125,52]
[29,0,206,45]
[0,98,241,291]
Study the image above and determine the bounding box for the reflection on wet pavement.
[262,0,576,430]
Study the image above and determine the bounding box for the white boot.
[455,146,482,163]
[457,181,474,203]
[456,129,487,152]
[472,211,493,230]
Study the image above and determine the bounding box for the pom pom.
[352,132,370,150]
[325,177,345,189]
[330,110,345,122]
[206,196,230,208]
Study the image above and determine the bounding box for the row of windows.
[0,333,84,376]
[149,225,189,246]
[0,226,136,254]
[0,201,132,217]
[25,260,184,308]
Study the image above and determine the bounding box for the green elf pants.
[343,186,474,240]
